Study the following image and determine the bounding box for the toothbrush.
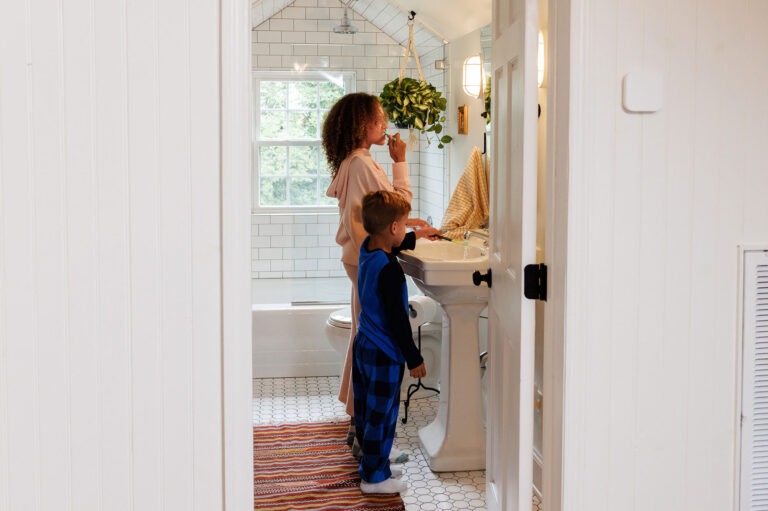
[436,235,467,244]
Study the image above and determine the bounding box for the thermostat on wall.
[622,71,663,113]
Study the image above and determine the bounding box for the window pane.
[259,146,287,176]
[288,146,318,176]
[261,110,287,139]
[289,82,318,109]
[288,111,318,139]
[260,81,287,109]
[318,81,345,109]
[317,174,335,205]
[288,177,317,206]
[260,177,288,206]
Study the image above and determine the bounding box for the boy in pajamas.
[353,190,438,495]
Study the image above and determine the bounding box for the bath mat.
[253,421,406,511]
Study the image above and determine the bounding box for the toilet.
[325,302,443,400]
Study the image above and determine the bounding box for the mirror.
[480,24,492,150]
[480,24,492,87]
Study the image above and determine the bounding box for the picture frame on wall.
[458,105,468,134]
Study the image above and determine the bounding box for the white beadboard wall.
[251,0,448,279]
[561,0,768,510]
[0,1,226,510]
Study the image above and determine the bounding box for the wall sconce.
[462,54,483,98]
[537,30,545,87]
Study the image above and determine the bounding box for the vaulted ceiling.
[251,0,492,48]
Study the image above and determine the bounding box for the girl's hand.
[409,363,426,379]
[387,132,406,163]
[413,226,442,240]
[405,217,430,229]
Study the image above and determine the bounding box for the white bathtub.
[252,302,345,378]
[252,277,349,378]
[250,276,434,379]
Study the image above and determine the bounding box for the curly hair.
[321,93,384,178]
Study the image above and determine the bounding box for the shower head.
[333,1,358,34]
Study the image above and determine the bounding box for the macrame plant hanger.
[399,11,424,148]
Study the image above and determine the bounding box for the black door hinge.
[524,263,547,301]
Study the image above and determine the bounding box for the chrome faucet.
[464,229,489,247]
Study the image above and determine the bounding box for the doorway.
[220,0,569,509]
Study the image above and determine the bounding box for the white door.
[485,0,539,509]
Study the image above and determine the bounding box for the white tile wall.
[251,0,448,278]
[414,45,448,228]
[252,213,344,278]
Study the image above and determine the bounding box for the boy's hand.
[413,226,442,240]
[409,363,426,379]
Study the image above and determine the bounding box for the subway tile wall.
[251,0,447,279]
[414,45,449,229]
[251,213,345,278]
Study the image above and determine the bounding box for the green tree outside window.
[253,73,352,209]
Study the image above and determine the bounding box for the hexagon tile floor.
[253,376,542,511]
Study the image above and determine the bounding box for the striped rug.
[253,421,406,511]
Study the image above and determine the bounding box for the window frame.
[252,71,356,214]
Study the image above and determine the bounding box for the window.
[253,72,355,212]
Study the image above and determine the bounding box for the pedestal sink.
[397,238,489,472]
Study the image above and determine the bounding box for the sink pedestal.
[418,301,486,472]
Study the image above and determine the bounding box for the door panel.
[486,0,538,509]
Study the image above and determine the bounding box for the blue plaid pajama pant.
[352,331,404,483]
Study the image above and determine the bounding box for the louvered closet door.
[741,250,768,510]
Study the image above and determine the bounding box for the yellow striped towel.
[440,146,489,240]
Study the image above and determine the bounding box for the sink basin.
[398,239,489,302]
[402,239,486,263]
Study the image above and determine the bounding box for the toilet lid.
[328,307,352,329]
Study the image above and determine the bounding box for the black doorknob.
[472,269,492,288]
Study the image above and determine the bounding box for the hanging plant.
[379,77,452,148]
[377,13,452,149]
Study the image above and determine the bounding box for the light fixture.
[462,54,483,98]
[537,30,545,87]
[333,0,359,34]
